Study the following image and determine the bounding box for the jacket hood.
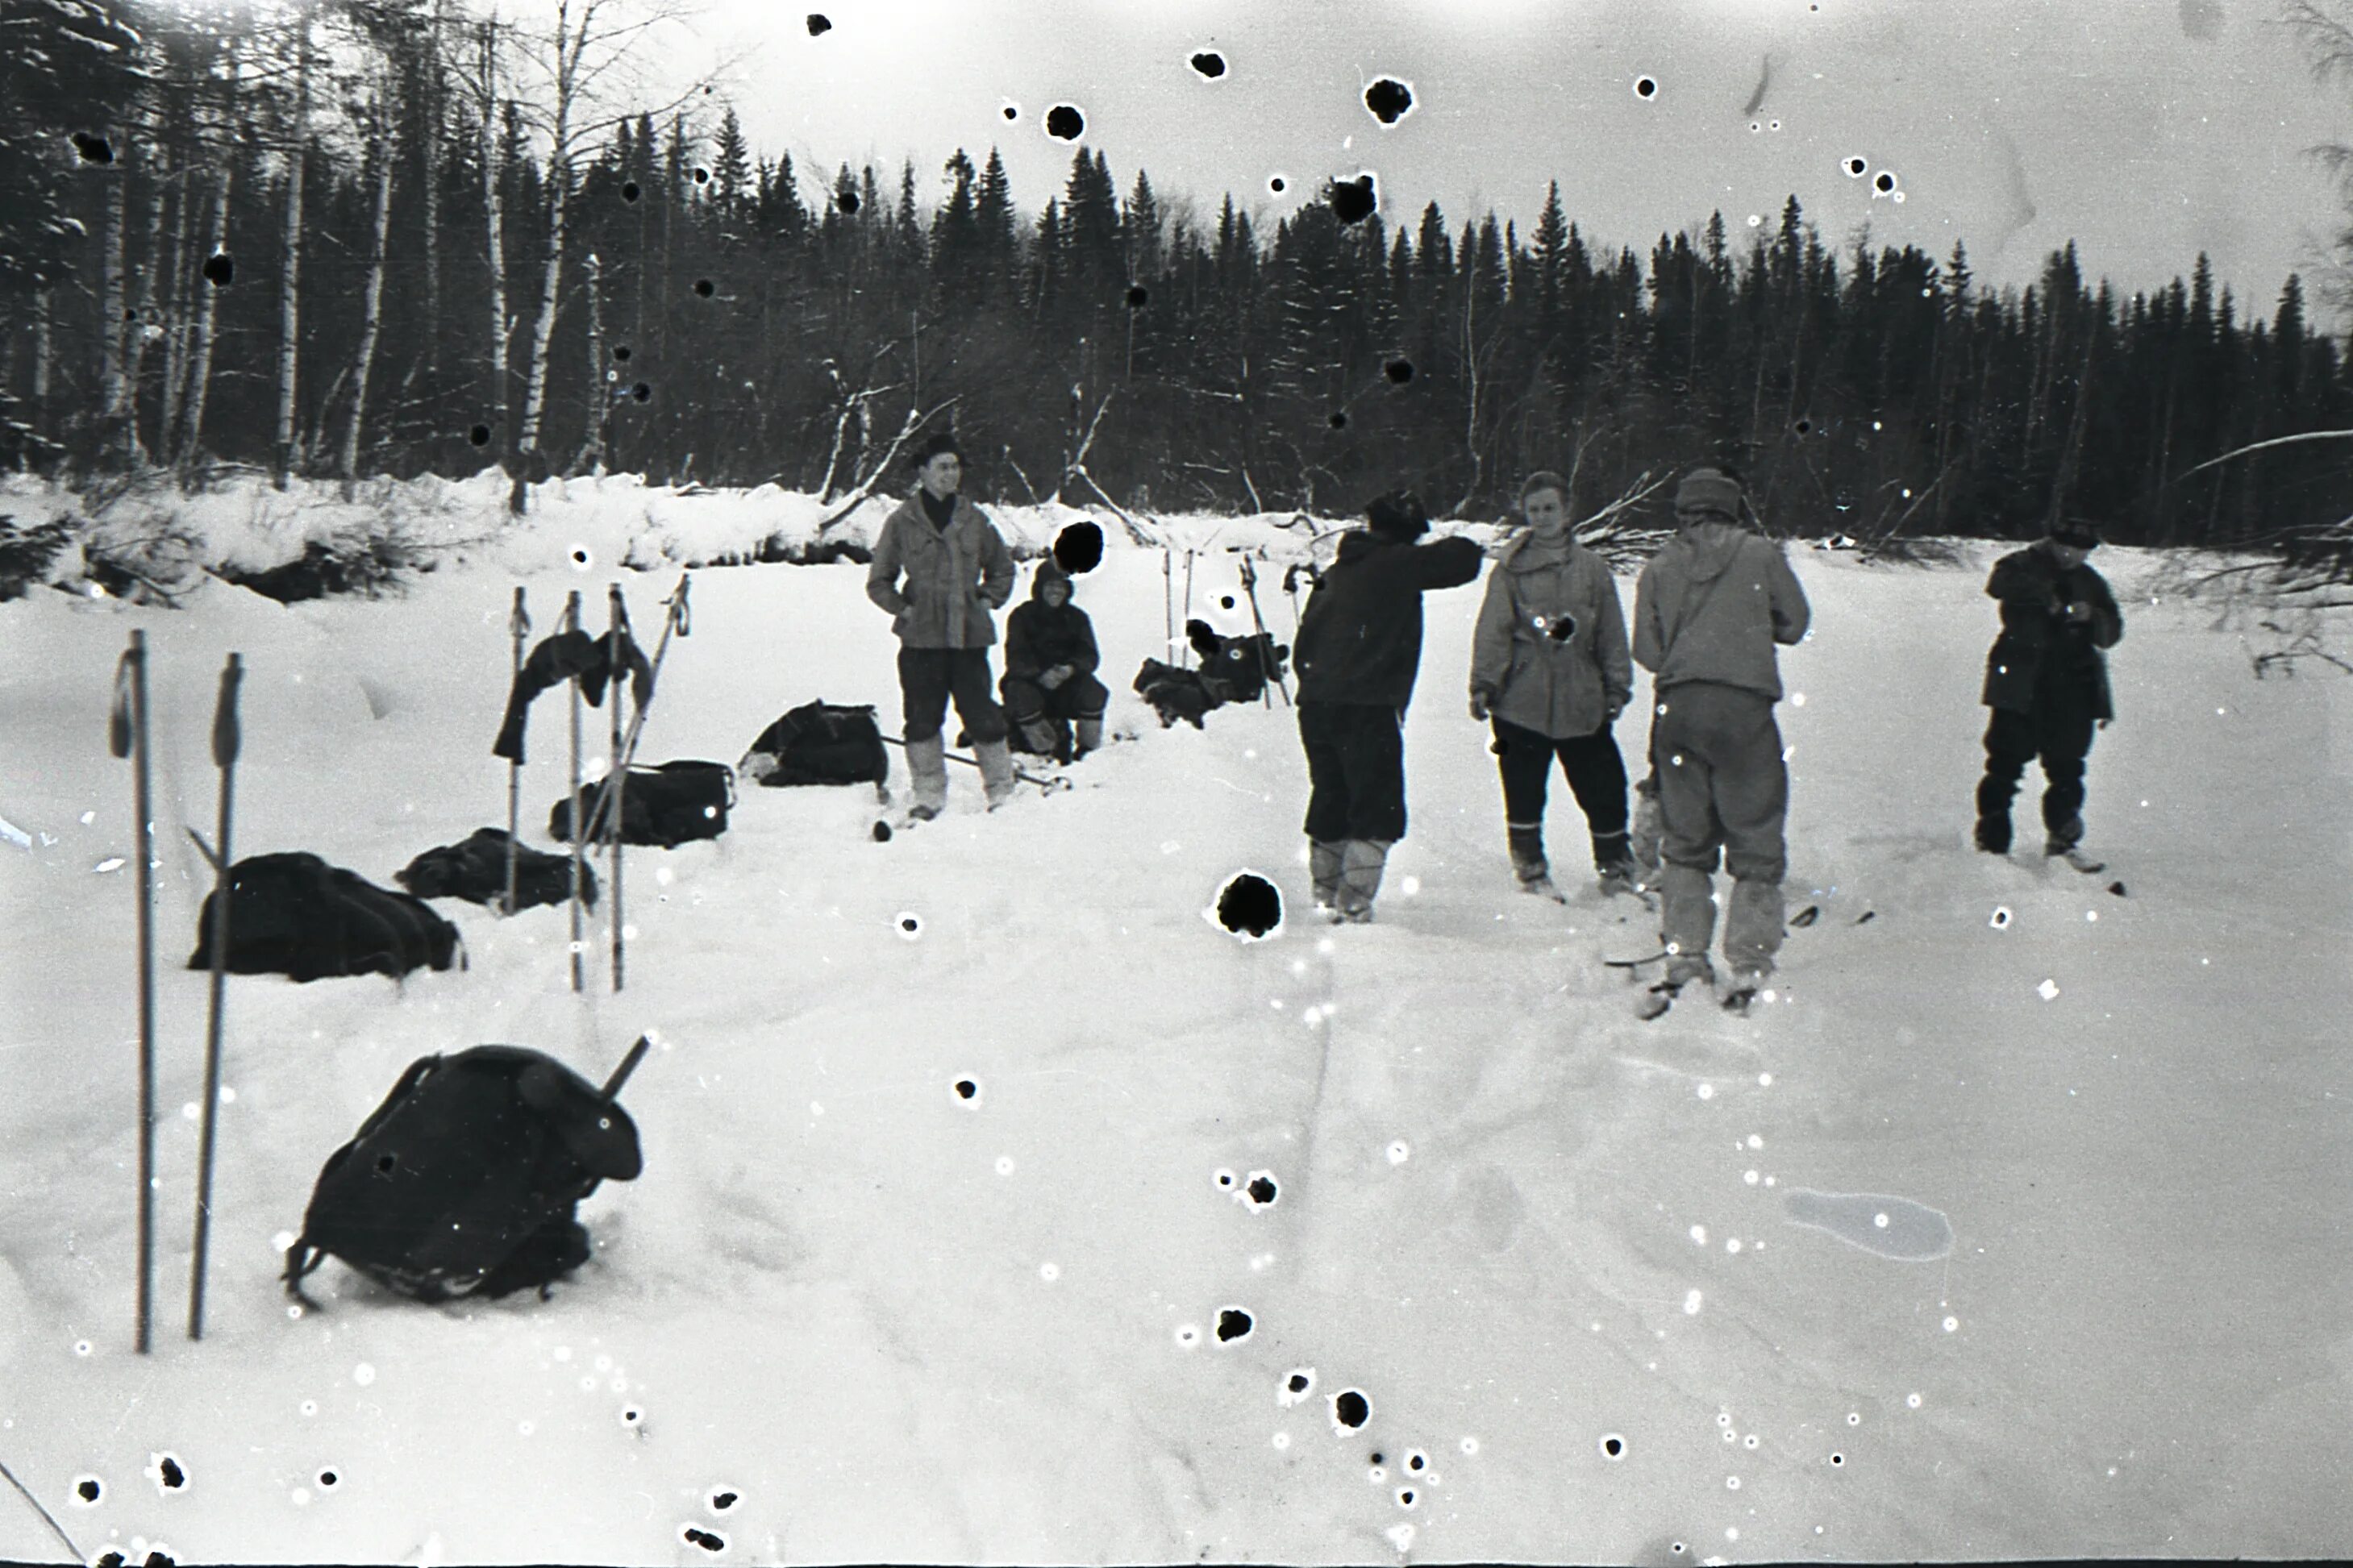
[1678,519,1751,584]
[1335,529,1405,564]
[1029,559,1075,603]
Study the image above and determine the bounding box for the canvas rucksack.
[187,851,462,983]
[281,1042,645,1305]
[738,701,889,788]
[549,759,733,847]
[396,827,594,912]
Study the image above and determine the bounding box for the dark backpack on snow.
[549,759,734,846]
[739,700,889,788]
[188,851,462,982]
[396,827,595,912]
[282,1044,643,1304]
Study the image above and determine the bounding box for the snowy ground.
[2,476,2350,1566]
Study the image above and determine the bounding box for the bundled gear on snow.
[1132,619,1290,730]
[549,759,734,846]
[186,851,462,982]
[281,1043,644,1305]
[490,629,653,763]
[397,827,593,911]
[739,701,890,788]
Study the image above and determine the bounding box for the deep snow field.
[2,472,2350,1566]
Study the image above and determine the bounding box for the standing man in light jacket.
[1467,470,1639,900]
[1631,468,1811,1011]
[866,432,1019,817]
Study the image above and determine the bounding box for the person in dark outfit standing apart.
[865,432,1018,817]
[1292,489,1485,922]
[1468,470,1639,901]
[1972,518,2123,866]
[1001,559,1108,764]
[1632,468,1811,1008]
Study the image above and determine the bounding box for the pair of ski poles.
[110,630,243,1350]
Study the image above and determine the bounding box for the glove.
[1468,690,1492,722]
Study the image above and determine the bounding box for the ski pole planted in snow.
[566,590,586,992]
[1239,556,1290,708]
[606,584,630,992]
[189,651,241,1341]
[581,572,690,844]
[504,587,529,914]
[1163,547,1174,663]
[109,630,156,1354]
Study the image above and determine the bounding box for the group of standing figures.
[864,434,2126,1008]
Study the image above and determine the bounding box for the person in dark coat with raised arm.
[1972,518,2124,863]
[1001,559,1109,763]
[1292,489,1485,923]
[865,432,1018,816]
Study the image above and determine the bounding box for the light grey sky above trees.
[654,0,2346,307]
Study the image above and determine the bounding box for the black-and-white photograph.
[3,0,2351,1561]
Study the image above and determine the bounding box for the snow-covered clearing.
[2,474,2348,1564]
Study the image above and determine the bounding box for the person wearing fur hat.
[1972,518,2123,863]
[1468,470,1639,900]
[865,431,1019,816]
[1291,489,1485,921]
[1631,467,1812,1009]
[1001,559,1108,763]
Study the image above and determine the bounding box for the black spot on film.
[1364,77,1413,124]
[1875,171,1897,193]
[613,345,632,362]
[144,1553,174,1568]
[693,278,714,297]
[1247,1173,1277,1204]
[683,1526,726,1553]
[1547,613,1577,643]
[1287,1373,1309,1392]
[73,131,113,164]
[1218,594,1235,609]
[200,252,234,287]
[693,166,710,185]
[872,820,893,842]
[1044,104,1085,141]
[158,1456,185,1489]
[1370,1451,1385,1466]
[1601,1434,1624,1458]
[1191,52,1226,79]
[711,1489,739,1510]
[318,1469,339,1487]
[955,1079,977,1100]
[76,1479,100,1503]
[622,180,641,202]
[1217,1171,1236,1188]
[900,914,920,934]
[1328,411,1349,430]
[1216,873,1281,938]
[632,382,652,402]
[806,13,831,35]
[1328,174,1376,225]
[1053,521,1105,573]
[1407,1452,1425,1470]
[1635,76,1659,99]
[1268,175,1286,194]
[375,1152,398,1173]
[571,547,590,565]
[1385,359,1414,385]
[837,188,860,214]
[1002,104,1018,121]
[1126,284,1149,309]
[1216,1308,1253,1342]
[1794,418,1813,435]
[1844,156,1868,177]
[1334,1389,1370,1428]
[469,424,491,447]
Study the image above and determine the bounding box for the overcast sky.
[668,0,2349,310]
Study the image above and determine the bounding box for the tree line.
[4,0,2348,550]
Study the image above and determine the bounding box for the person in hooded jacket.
[865,432,1019,816]
[1972,518,2123,862]
[1292,489,1485,922]
[1001,559,1108,763]
[1468,470,1639,900]
[1631,468,1811,1005]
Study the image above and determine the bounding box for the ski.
[1603,949,1669,970]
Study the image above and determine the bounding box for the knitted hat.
[1031,559,1073,600]
[914,430,964,468]
[1365,489,1431,540]
[2047,517,2101,551]
[1674,468,1743,521]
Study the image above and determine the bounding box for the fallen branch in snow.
[816,396,960,534]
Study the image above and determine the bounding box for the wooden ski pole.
[566,590,585,992]
[606,584,627,992]
[1181,550,1197,666]
[108,631,156,1354]
[504,587,529,914]
[581,572,689,843]
[602,1034,652,1098]
[189,651,241,1340]
[1162,547,1173,663]
[1238,557,1289,708]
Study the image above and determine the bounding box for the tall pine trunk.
[31,289,52,434]
[98,127,129,452]
[340,115,396,498]
[177,156,233,474]
[158,133,196,456]
[123,130,169,466]
[273,12,312,489]
[479,23,510,483]
[577,250,606,473]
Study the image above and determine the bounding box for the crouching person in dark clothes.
[1632,468,1811,1004]
[1292,489,1485,922]
[865,432,1018,816]
[1973,518,2123,863]
[1002,559,1109,764]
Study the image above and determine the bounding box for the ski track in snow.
[2,474,2351,1562]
